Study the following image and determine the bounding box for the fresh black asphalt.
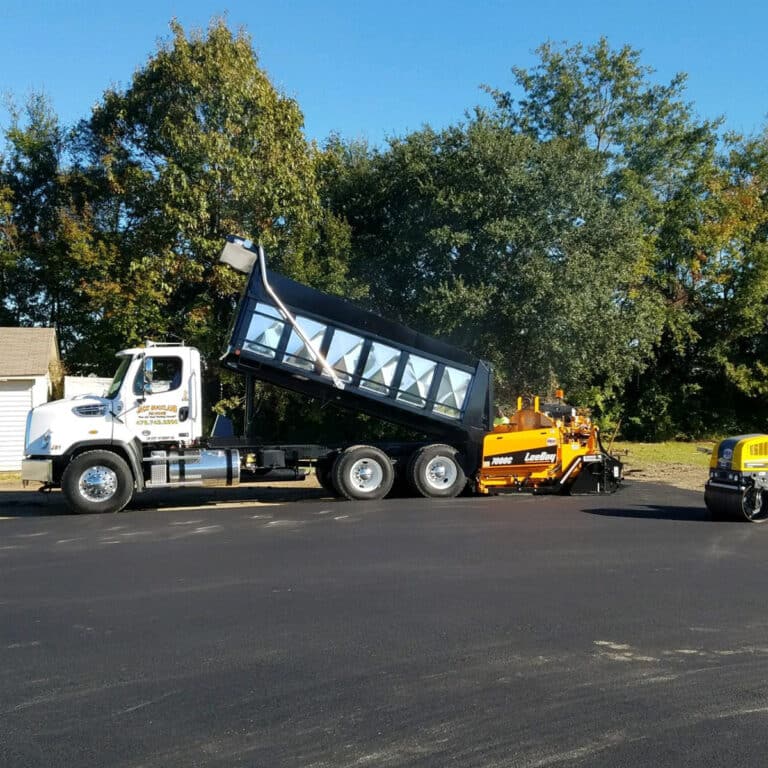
[2,482,768,767]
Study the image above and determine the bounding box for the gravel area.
[622,462,708,493]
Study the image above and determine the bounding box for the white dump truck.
[21,237,620,513]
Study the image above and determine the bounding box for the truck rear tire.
[332,445,394,501]
[408,444,466,498]
[315,456,341,497]
[61,450,134,514]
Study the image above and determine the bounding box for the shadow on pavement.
[0,484,331,517]
[130,484,329,511]
[584,504,713,523]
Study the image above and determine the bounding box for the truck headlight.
[72,404,107,417]
[24,411,32,451]
[40,430,51,449]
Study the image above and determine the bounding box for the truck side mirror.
[142,357,154,395]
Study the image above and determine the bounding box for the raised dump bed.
[219,237,494,449]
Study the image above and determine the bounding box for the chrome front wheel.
[78,465,119,503]
[62,450,134,514]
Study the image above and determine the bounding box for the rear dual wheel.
[331,445,394,501]
[315,456,339,496]
[408,444,466,499]
[322,443,467,501]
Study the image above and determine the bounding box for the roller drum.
[705,483,768,523]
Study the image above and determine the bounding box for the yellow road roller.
[704,434,768,522]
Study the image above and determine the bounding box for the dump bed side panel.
[221,269,493,444]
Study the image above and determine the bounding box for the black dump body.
[220,266,494,454]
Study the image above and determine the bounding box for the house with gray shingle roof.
[0,327,61,471]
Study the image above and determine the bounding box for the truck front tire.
[332,445,394,501]
[61,450,134,514]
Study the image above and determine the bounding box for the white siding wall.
[30,376,50,407]
[0,380,34,471]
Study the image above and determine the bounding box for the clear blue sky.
[1,0,766,146]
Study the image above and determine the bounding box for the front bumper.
[21,459,53,483]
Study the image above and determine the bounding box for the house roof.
[0,327,60,377]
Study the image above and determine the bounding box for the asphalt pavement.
[2,481,768,767]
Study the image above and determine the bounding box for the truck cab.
[106,344,202,447]
[25,343,202,460]
[22,343,213,513]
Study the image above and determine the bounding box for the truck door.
[124,353,190,444]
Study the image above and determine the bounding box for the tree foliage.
[2,27,767,439]
[321,121,660,407]
[623,130,768,437]
[0,95,99,356]
[68,19,354,365]
[490,38,749,436]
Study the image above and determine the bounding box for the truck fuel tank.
[147,449,240,488]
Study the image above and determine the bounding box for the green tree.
[0,94,97,359]
[58,17,366,437]
[74,18,353,366]
[0,175,17,326]
[322,119,660,409]
[712,132,768,402]
[646,130,768,436]
[486,39,729,434]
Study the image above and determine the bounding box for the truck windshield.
[104,357,132,399]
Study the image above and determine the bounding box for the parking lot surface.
[2,481,767,767]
